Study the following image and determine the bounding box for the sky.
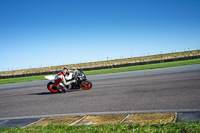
[0,0,200,72]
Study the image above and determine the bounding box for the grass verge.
[0,58,200,85]
[0,122,200,133]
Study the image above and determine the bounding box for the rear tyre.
[80,80,92,90]
[47,82,59,93]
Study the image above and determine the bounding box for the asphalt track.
[0,64,200,127]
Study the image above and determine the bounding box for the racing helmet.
[61,68,69,76]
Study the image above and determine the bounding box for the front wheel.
[47,82,59,93]
[80,80,92,90]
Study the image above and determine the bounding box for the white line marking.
[70,115,87,126]
[120,114,130,123]
[0,108,200,120]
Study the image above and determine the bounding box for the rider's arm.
[62,75,70,86]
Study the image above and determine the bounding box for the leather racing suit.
[54,71,73,92]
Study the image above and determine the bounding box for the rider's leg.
[58,84,67,93]
[54,78,67,93]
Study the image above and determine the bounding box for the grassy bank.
[84,58,200,75]
[0,121,200,133]
[0,58,200,85]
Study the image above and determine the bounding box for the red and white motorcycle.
[45,70,92,93]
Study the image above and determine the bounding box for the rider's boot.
[66,84,71,91]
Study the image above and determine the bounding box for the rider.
[54,67,74,93]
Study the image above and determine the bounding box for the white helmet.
[61,68,69,76]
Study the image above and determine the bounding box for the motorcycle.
[45,69,92,93]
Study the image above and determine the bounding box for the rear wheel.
[47,82,59,93]
[80,80,92,90]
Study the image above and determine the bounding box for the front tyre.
[80,80,92,90]
[47,82,59,93]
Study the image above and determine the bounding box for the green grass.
[84,58,200,75]
[0,121,200,133]
[0,58,200,85]
[0,75,47,85]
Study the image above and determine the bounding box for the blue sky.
[0,0,200,71]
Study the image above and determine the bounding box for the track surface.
[0,65,200,119]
